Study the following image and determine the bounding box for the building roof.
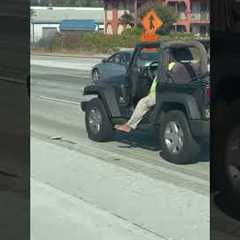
[31,6,104,24]
[60,20,96,31]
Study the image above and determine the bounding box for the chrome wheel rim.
[226,126,240,190]
[88,108,102,134]
[164,121,184,154]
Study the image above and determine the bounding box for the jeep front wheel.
[85,98,114,142]
[159,110,199,164]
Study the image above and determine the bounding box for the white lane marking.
[31,68,91,78]
[32,72,91,80]
[38,95,80,105]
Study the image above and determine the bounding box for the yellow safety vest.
[168,62,176,71]
[149,62,176,96]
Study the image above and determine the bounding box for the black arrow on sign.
[149,15,155,30]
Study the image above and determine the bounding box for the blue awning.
[60,19,96,31]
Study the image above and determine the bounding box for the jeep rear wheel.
[85,98,114,142]
[159,110,200,164]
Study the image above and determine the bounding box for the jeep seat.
[171,62,192,84]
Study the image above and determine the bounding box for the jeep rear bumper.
[190,119,209,142]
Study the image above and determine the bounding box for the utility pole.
[134,0,138,26]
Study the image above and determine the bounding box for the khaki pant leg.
[127,94,156,129]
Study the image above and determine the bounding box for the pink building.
[103,0,209,36]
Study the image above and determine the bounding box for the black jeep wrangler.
[81,41,209,164]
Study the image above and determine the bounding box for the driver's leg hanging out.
[114,61,176,133]
[115,75,157,132]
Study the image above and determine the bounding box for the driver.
[115,60,176,133]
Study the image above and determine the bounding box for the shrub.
[45,31,140,53]
[122,27,142,38]
[39,29,198,54]
[161,32,196,41]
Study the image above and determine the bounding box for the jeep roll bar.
[158,41,209,83]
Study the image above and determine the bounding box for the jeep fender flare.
[82,85,121,118]
[152,93,201,124]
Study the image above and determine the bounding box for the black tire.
[92,69,101,83]
[85,98,114,142]
[159,110,200,164]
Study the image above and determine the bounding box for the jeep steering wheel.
[147,61,159,81]
[143,61,159,81]
[131,61,159,103]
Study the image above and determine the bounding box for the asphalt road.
[30,55,239,239]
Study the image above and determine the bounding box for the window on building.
[200,25,207,35]
[177,25,186,33]
[178,2,186,12]
[200,2,208,12]
[171,25,177,32]
[168,2,177,10]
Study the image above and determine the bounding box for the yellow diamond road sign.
[142,9,163,33]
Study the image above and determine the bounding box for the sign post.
[141,9,163,42]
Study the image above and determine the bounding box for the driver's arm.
[149,76,158,96]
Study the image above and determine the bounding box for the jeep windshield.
[137,49,160,67]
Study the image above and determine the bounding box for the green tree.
[138,1,177,35]
[119,12,135,27]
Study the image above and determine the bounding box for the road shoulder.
[31,136,209,240]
